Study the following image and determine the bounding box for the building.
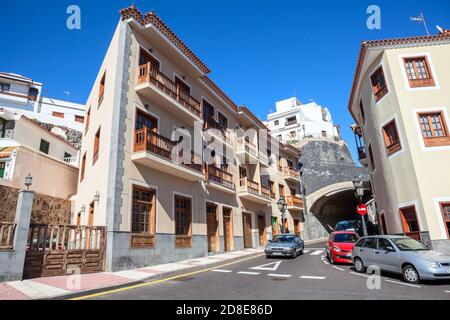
[0,72,86,132]
[74,5,306,272]
[0,108,79,199]
[266,97,340,143]
[348,28,450,253]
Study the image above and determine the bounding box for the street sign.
[357,204,368,216]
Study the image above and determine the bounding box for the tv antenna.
[410,13,430,36]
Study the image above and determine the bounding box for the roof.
[0,147,17,159]
[120,5,211,74]
[348,29,450,122]
[0,72,42,85]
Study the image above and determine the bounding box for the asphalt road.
[71,242,450,300]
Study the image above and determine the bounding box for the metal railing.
[137,63,201,117]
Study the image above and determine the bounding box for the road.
[69,242,450,300]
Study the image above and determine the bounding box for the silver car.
[265,234,305,258]
[352,235,450,284]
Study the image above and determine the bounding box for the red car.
[326,231,359,264]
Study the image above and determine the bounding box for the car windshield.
[392,238,428,251]
[272,236,296,243]
[334,233,358,243]
[335,221,357,231]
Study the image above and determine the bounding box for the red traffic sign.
[357,204,368,216]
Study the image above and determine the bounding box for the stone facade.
[0,185,71,224]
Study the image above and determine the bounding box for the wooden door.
[283,218,289,233]
[294,219,301,236]
[257,215,266,246]
[400,206,420,240]
[203,99,215,122]
[223,208,233,251]
[239,166,247,179]
[279,184,285,199]
[175,76,191,94]
[206,204,219,252]
[139,48,160,69]
[243,213,252,248]
[136,110,158,146]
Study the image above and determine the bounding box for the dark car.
[265,234,305,258]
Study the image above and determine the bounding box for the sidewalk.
[0,248,264,300]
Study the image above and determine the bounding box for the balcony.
[286,195,304,211]
[132,127,204,181]
[282,166,301,182]
[238,177,271,204]
[259,152,270,167]
[63,156,79,167]
[236,137,258,163]
[205,165,235,194]
[203,119,232,146]
[136,63,202,123]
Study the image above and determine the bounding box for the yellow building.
[349,29,450,253]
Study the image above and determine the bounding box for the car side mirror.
[386,246,395,252]
[268,240,273,243]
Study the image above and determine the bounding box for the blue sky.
[1,0,449,161]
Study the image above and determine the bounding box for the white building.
[266,97,340,143]
[0,72,86,131]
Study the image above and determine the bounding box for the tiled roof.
[348,30,450,122]
[200,76,239,112]
[120,5,211,74]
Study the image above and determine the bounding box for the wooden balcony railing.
[261,186,271,199]
[287,196,304,209]
[206,165,234,189]
[0,222,15,250]
[240,177,259,195]
[137,63,201,117]
[237,137,257,157]
[134,127,202,172]
[283,166,301,180]
[203,119,232,144]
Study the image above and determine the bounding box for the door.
[359,237,378,266]
[206,204,219,252]
[136,110,158,147]
[257,215,266,246]
[0,162,5,178]
[376,238,399,272]
[279,184,285,199]
[203,99,215,123]
[239,166,247,179]
[243,213,252,248]
[175,76,190,94]
[400,206,420,240]
[283,218,289,233]
[223,208,233,251]
[294,219,301,236]
[139,48,160,69]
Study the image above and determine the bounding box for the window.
[132,186,155,235]
[403,56,434,88]
[93,128,100,164]
[218,112,228,129]
[279,184,285,199]
[382,120,401,155]
[321,131,327,137]
[139,48,160,69]
[52,111,64,118]
[418,112,450,147]
[175,195,192,248]
[39,139,50,154]
[268,180,275,199]
[85,107,91,134]
[362,238,377,249]
[286,116,297,126]
[439,203,450,239]
[75,115,84,123]
[64,152,72,159]
[274,120,279,126]
[28,88,39,101]
[0,82,10,92]
[0,161,5,178]
[359,100,366,123]
[400,206,420,240]
[80,152,86,182]
[370,66,388,102]
[378,238,394,251]
[289,131,296,139]
[276,135,282,141]
[98,72,105,105]
[368,144,375,171]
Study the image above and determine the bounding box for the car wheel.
[266,255,271,259]
[354,257,365,273]
[402,264,420,284]
[329,253,335,265]
[298,248,303,256]
[291,251,297,259]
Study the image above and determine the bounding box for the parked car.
[326,231,360,264]
[265,234,305,258]
[334,220,379,237]
[352,235,450,284]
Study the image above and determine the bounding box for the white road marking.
[385,279,421,288]
[310,250,324,256]
[446,291,450,293]
[322,260,329,265]
[212,269,233,273]
[303,250,310,253]
[300,276,327,280]
[237,271,260,275]
[332,266,345,271]
[267,274,292,278]
[250,261,282,271]
[350,272,370,278]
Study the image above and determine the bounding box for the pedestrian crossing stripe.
[310,250,324,255]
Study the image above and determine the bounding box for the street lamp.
[352,178,368,237]
[24,173,33,190]
[277,197,287,234]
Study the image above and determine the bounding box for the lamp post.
[24,173,33,190]
[352,178,368,237]
[277,197,287,234]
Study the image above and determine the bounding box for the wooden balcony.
[205,165,235,194]
[239,178,270,204]
[261,185,271,199]
[203,119,232,145]
[132,127,204,181]
[287,195,304,211]
[136,63,202,123]
[236,137,258,163]
[0,222,15,250]
[282,166,301,182]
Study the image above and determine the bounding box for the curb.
[52,250,264,300]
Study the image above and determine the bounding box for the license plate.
[345,253,352,257]
[272,252,283,256]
